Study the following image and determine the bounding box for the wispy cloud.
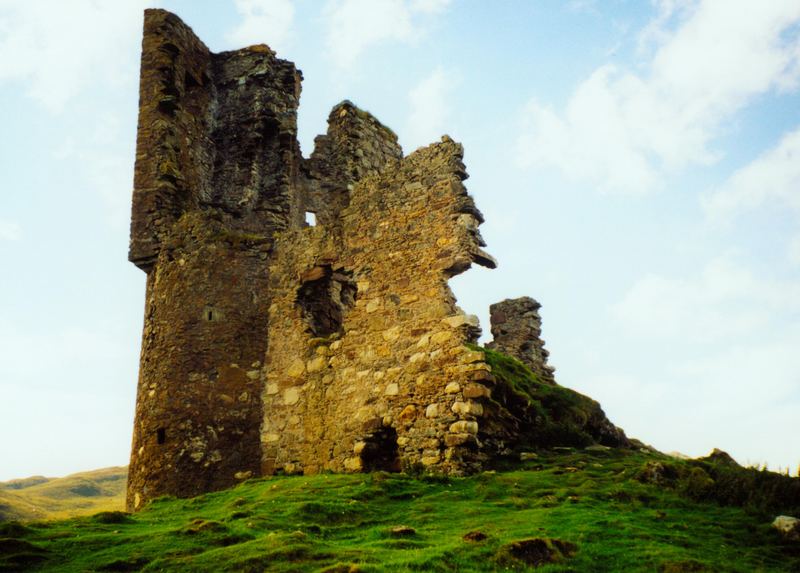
[703,124,800,264]
[409,0,451,14]
[53,113,135,229]
[0,220,22,242]
[404,67,458,149]
[226,0,295,54]
[704,125,800,220]
[603,254,800,469]
[514,0,800,193]
[612,255,800,344]
[0,0,148,112]
[323,0,451,69]
[789,235,800,266]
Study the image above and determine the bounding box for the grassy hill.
[1,450,799,572]
[0,467,126,522]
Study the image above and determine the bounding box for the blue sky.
[1,0,798,480]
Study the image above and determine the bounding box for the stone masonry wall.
[129,10,213,270]
[487,297,556,385]
[261,135,497,476]
[127,9,303,511]
[300,101,404,230]
[127,9,626,512]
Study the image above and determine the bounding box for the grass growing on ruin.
[2,449,799,572]
[475,344,621,448]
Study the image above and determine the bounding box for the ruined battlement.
[129,9,302,270]
[488,297,557,386]
[126,10,624,512]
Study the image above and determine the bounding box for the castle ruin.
[126,10,624,512]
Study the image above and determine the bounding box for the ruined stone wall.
[128,214,272,511]
[488,297,556,385]
[261,136,497,476]
[300,102,403,230]
[129,10,213,270]
[127,9,627,512]
[127,9,303,511]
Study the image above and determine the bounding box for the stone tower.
[126,9,498,511]
[126,10,626,512]
[126,9,306,511]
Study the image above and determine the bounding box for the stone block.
[283,387,300,405]
[445,433,476,447]
[398,405,417,424]
[287,359,306,378]
[449,420,479,434]
[463,383,491,399]
[425,403,440,418]
[451,401,484,417]
[442,314,480,329]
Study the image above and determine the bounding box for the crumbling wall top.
[488,296,556,385]
[129,8,303,270]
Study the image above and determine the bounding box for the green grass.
[2,351,797,570]
[2,451,798,572]
[474,344,628,448]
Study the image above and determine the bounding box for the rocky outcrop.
[487,297,556,385]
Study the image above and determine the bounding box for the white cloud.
[405,67,457,149]
[226,0,294,54]
[612,255,800,343]
[637,0,698,55]
[515,0,800,194]
[703,125,800,221]
[0,220,21,241]
[789,235,800,266]
[53,113,135,229]
[0,0,149,112]
[409,0,451,14]
[601,255,800,471]
[566,0,599,15]
[324,0,451,69]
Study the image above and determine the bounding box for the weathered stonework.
[127,9,303,512]
[262,136,496,477]
[126,9,625,512]
[488,297,556,385]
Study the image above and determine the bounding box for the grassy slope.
[0,467,126,522]
[474,344,628,449]
[1,450,799,572]
[2,350,797,571]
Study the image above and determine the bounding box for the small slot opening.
[156,428,166,445]
[305,211,317,227]
[207,310,213,321]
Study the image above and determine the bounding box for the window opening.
[156,428,166,445]
[296,266,356,337]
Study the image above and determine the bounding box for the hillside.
[1,450,799,572]
[0,467,126,522]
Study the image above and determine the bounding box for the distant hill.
[0,466,126,521]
